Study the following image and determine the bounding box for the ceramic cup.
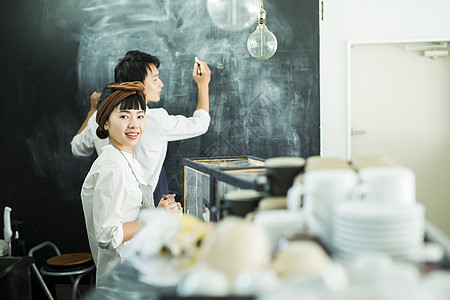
[298,168,359,247]
[258,196,287,211]
[357,166,416,205]
[265,157,305,196]
[221,189,263,218]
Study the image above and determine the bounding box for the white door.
[351,42,450,236]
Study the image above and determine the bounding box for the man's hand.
[193,60,210,112]
[193,60,211,87]
[90,91,101,111]
[75,91,102,135]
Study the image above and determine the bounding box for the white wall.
[320,0,450,158]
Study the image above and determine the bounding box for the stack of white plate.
[332,202,425,260]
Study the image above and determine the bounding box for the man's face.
[143,64,164,103]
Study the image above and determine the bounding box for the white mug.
[357,166,416,205]
[288,168,359,247]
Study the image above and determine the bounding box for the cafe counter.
[83,219,450,300]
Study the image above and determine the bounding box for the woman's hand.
[157,194,180,214]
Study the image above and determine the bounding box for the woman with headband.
[80,81,180,284]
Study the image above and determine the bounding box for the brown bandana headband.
[96,81,146,139]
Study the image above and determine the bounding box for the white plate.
[332,247,420,259]
[332,237,424,252]
[332,221,425,237]
[332,246,422,261]
[333,229,425,245]
[333,217,425,232]
[332,238,423,254]
[334,202,425,224]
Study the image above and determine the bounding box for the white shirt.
[80,144,147,283]
[71,108,210,189]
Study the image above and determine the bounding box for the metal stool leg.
[30,262,54,300]
[71,272,92,300]
[29,242,61,300]
[71,274,82,300]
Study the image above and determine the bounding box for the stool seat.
[46,253,93,267]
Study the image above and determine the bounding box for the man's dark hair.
[114,50,160,83]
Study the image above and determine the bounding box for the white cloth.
[80,144,147,283]
[71,107,210,189]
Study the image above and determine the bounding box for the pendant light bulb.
[247,1,278,60]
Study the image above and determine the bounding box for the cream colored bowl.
[199,217,271,283]
[272,240,331,278]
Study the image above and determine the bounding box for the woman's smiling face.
[104,105,146,152]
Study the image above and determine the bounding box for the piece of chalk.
[195,56,202,75]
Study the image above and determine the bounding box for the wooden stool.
[29,242,95,300]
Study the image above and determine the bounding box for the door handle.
[351,129,366,136]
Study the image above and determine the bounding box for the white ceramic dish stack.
[332,202,426,261]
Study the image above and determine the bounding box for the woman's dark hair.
[118,93,146,111]
[114,50,160,83]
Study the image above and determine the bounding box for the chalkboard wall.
[0,0,318,280]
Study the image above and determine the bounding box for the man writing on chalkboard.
[71,50,211,205]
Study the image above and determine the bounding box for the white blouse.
[71,107,210,189]
[80,144,147,283]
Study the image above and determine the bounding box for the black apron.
[153,166,169,207]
